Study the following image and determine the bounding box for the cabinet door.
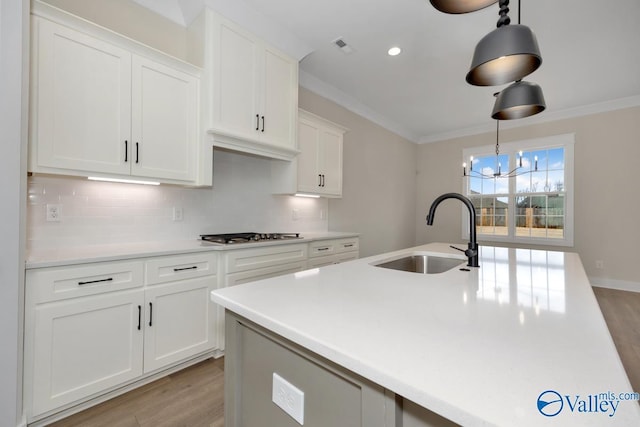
[261,46,298,148]
[296,118,322,193]
[31,290,144,417]
[319,128,343,196]
[131,56,198,182]
[32,17,131,175]
[211,15,260,140]
[143,277,216,373]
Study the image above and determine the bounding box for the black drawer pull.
[317,247,330,251]
[344,244,354,248]
[173,266,197,272]
[261,115,265,132]
[256,114,260,131]
[78,277,113,286]
[149,302,153,327]
[124,140,128,162]
[137,305,141,330]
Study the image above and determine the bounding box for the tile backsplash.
[27,150,329,250]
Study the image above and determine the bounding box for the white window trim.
[462,133,575,247]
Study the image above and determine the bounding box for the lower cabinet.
[217,243,308,351]
[30,289,145,417]
[225,312,393,427]
[307,237,359,268]
[143,277,216,373]
[225,312,459,427]
[24,253,218,422]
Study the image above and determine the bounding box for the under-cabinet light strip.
[88,177,160,186]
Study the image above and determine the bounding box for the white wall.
[28,150,328,251]
[299,87,418,257]
[0,0,28,425]
[415,107,640,289]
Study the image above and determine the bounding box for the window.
[463,134,574,246]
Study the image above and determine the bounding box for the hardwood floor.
[49,287,640,426]
[593,286,640,393]
[49,357,224,427]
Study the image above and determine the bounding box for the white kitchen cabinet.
[30,290,145,417]
[307,237,360,268]
[191,10,299,160]
[272,109,347,197]
[30,8,201,185]
[217,243,308,351]
[130,56,199,182]
[143,277,215,373]
[24,252,218,423]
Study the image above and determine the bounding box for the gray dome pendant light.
[466,0,541,86]
[430,0,498,14]
[492,80,545,119]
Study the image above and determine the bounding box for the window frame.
[462,133,575,247]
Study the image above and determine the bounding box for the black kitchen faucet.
[426,193,479,268]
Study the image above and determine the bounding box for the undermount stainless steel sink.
[374,254,466,274]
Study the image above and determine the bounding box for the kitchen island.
[211,243,640,426]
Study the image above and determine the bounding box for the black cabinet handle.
[78,277,113,286]
[321,174,325,187]
[124,140,128,162]
[261,115,265,132]
[344,244,354,248]
[148,302,153,327]
[137,305,141,330]
[256,114,260,131]
[318,174,322,187]
[317,247,330,251]
[135,142,139,163]
[174,266,197,272]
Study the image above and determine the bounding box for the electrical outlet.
[172,207,184,221]
[46,204,61,222]
[272,373,304,425]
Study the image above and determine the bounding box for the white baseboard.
[590,277,640,293]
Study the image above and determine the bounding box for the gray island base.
[224,310,457,427]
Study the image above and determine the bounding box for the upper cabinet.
[272,109,348,198]
[189,10,299,161]
[297,110,346,197]
[29,4,203,185]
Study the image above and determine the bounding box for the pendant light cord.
[495,120,500,156]
[518,0,521,24]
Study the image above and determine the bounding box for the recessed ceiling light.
[388,46,402,56]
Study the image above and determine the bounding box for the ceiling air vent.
[332,37,354,54]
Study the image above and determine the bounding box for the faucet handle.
[449,245,465,253]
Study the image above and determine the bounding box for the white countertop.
[25,231,359,269]
[210,243,640,426]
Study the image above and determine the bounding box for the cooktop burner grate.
[200,232,301,245]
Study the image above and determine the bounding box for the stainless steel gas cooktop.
[200,232,301,245]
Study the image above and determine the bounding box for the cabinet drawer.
[225,244,307,274]
[309,237,359,258]
[26,260,144,304]
[226,261,307,287]
[307,251,359,269]
[308,240,337,258]
[145,252,217,285]
[335,237,359,254]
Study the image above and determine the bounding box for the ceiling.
[133,0,640,143]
